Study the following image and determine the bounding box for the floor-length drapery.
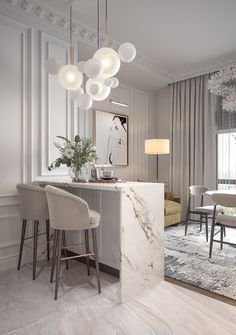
[170,74,217,217]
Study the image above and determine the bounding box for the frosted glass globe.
[84,58,103,79]
[77,61,86,73]
[58,64,83,90]
[118,42,136,62]
[111,77,119,88]
[86,77,111,101]
[89,83,102,95]
[45,58,60,74]
[104,77,113,87]
[70,87,84,100]
[93,47,120,78]
[77,93,93,110]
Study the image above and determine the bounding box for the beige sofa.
[164,192,181,227]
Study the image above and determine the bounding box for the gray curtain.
[170,74,217,217]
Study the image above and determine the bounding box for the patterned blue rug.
[165,223,236,300]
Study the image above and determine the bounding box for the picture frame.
[93,109,128,166]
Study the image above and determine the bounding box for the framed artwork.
[94,109,128,166]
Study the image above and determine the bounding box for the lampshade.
[145,139,170,155]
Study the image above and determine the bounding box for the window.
[217,131,236,190]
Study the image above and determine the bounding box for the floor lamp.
[145,139,170,180]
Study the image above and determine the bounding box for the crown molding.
[3,0,176,81]
[172,56,236,83]
[4,0,236,84]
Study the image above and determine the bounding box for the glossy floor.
[0,261,236,335]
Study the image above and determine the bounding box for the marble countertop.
[36,176,161,192]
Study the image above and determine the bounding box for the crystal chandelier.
[45,0,136,110]
[208,66,236,112]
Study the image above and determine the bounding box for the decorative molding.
[0,195,18,207]
[3,0,236,84]
[0,240,19,249]
[0,214,19,221]
[39,31,72,176]
[172,57,236,83]
[21,27,33,183]
[2,0,176,81]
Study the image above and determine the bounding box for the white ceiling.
[39,0,236,90]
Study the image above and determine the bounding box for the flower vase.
[68,164,90,182]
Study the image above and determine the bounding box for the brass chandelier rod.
[105,0,108,47]
[97,0,100,49]
[69,3,74,64]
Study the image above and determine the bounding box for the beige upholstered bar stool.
[45,185,101,300]
[16,183,50,280]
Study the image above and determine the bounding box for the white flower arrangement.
[48,135,97,174]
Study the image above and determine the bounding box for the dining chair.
[45,185,101,300]
[184,185,223,242]
[209,193,236,258]
[16,183,50,280]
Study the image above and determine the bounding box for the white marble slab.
[120,184,164,302]
[36,177,164,302]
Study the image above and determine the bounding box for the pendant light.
[93,0,120,78]
[45,0,136,109]
[45,2,83,91]
[58,3,83,90]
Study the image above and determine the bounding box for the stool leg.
[220,226,223,250]
[224,226,226,237]
[92,228,101,294]
[205,215,208,242]
[200,214,202,232]
[46,219,50,261]
[55,230,63,300]
[17,219,27,270]
[33,220,39,280]
[50,230,58,283]
[62,231,69,270]
[85,230,90,276]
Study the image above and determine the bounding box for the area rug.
[165,223,236,300]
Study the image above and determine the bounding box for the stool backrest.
[189,185,208,196]
[16,183,49,220]
[45,185,90,230]
[211,193,236,208]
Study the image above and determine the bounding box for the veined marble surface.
[0,263,236,335]
[120,184,164,302]
[36,177,164,303]
[36,176,153,192]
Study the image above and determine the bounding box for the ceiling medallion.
[45,0,136,110]
[208,66,236,112]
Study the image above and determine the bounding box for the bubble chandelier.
[208,66,236,112]
[45,0,136,110]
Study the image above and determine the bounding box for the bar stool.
[16,183,50,280]
[45,185,101,300]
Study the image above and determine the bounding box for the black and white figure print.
[94,109,128,166]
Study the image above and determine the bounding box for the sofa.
[164,192,181,227]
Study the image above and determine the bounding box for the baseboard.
[0,251,32,272]
[67,250,120,278]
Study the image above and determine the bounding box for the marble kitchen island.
[36,177,164,302]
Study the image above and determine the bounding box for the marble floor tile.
[0,262,236,335]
